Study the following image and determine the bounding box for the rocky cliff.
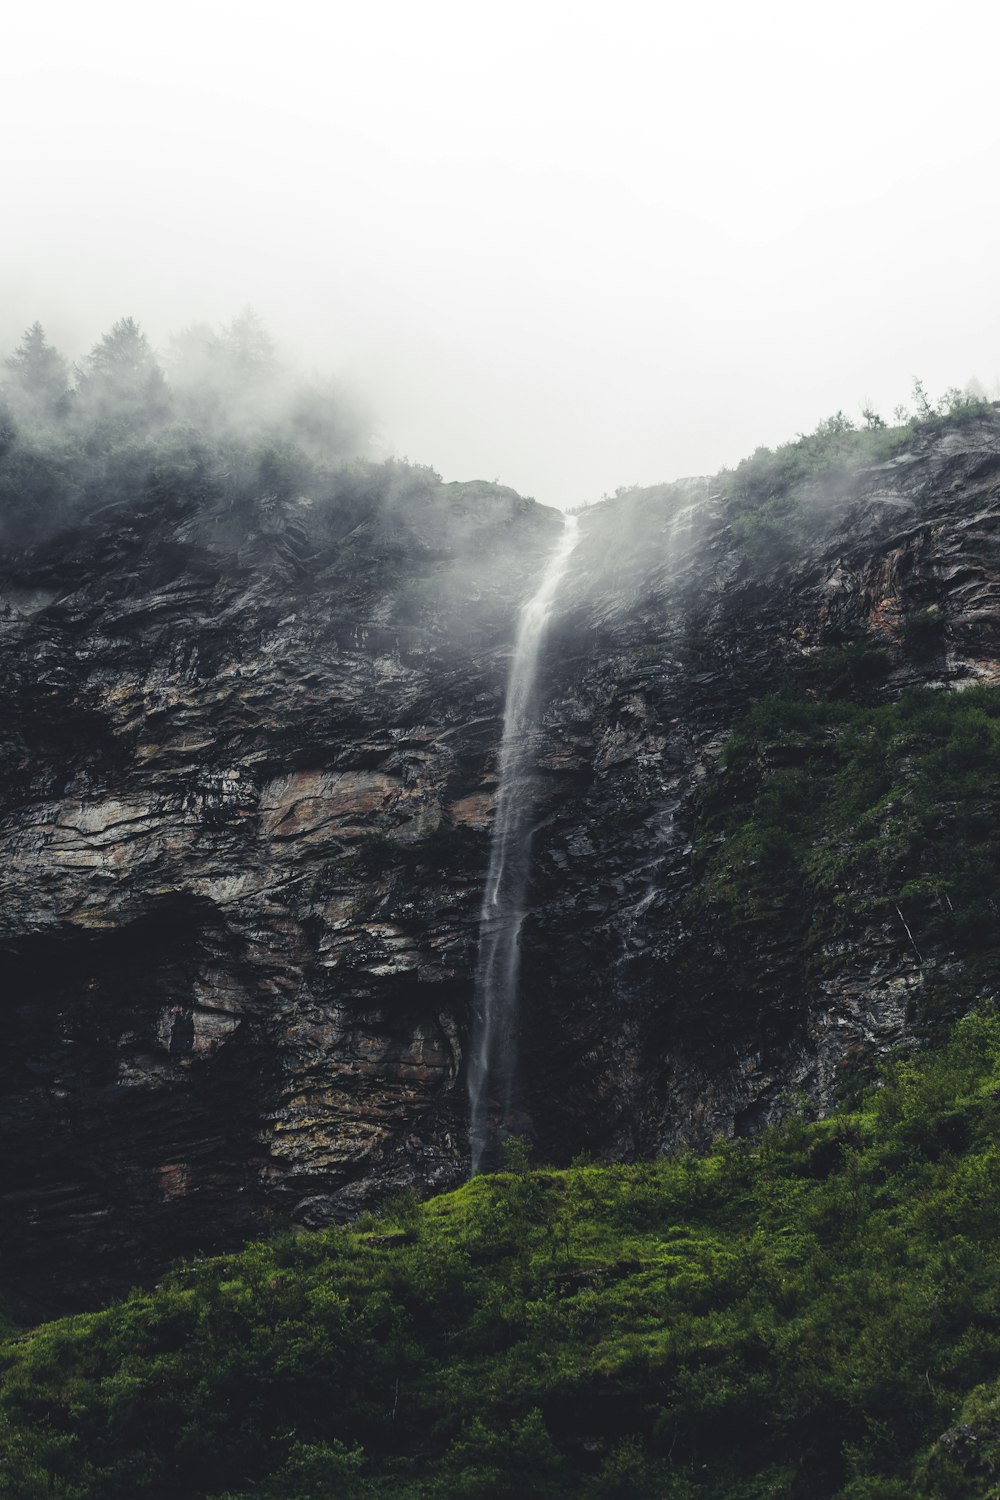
[522,414,1000,1162]
[3,415,1000,1314]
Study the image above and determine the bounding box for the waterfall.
[468,512,580,1174]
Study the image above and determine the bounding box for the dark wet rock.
[520,412,1000,1162]
[3,414,1000,1314]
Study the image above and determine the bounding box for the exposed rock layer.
[3,419,1000,1314]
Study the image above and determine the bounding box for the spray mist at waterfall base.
[468,514,580,1174]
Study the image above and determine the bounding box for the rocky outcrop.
[0,476,557,1312]
[518,416,1000,1161]
[3,416,1000,1315]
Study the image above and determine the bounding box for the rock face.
[3,418,1000,1314]
[521,416,1000,1162]
[0,475,556,1313]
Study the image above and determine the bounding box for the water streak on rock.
[469,513,580,1172]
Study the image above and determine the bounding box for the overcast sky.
[3,0,999,508]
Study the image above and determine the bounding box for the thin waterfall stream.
[468,512,580,1174]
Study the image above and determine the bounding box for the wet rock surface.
[521,414,1000,1161]
[0,478,556,1312]
[3,416,1000,1314]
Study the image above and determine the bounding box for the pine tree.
[222,306,277,381]
[75,317,170,432]
[2,322,70,423]
[911,377,935,419]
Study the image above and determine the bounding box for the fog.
[3,0,999,509]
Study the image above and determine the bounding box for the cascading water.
[468,513,580,1173]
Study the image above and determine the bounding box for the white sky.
[3,0,999,507]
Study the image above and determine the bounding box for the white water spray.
[469,513,580,1173]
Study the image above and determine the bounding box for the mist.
[3,0,1000,509]
[0,310,377,548]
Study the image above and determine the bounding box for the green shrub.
[901,607,944,660]
[688,685,1000,975]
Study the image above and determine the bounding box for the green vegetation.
[5,1011,1000,1496]
[901,608,945,661]
[688,684,1000,992]
[4,335,999,1496]
[724,389,995,555]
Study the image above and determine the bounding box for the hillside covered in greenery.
[4,1003,1000,1499]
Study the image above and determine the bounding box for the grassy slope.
[4,1008,1000,1499]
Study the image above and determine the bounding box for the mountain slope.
[3,410,1000,1315]
[4,1008,1000,1499]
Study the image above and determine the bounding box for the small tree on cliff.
[911,377,935,419]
